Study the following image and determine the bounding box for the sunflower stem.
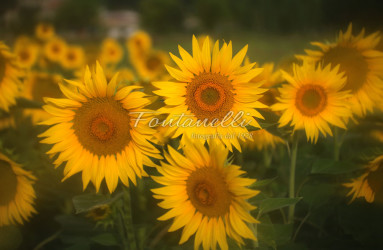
[333,127,346,161]
[288,132,299,224]
[121,186,138,250]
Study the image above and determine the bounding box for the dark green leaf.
[310,159,363,174]
[259,197,302,215]
[250,177,277,188]
[72,194,115,214]
[90,233,118,246]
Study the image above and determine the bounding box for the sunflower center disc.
[146,55,161,71]
[31,76,62,103]
[19,50,30,61]
[73,97,131,156]
[52,44,60,54]
[186,73,234,121]
[186,167,231,217]
[0,159,18,206]
[296,84,327,116]
[67,52,75,62]
[322,46,368,93]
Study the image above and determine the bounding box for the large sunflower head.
[0,42,23,112]
[38,62,161,193]
[153,36,267,152]
[272,61,352,143]
[344,155,383,204]
[297,24,383,117]
[152,140,259,249]
[100,38,123,65]
[61,45,85,70]
[0,153,37,226]
[35,22,55,41]
[44,37,67,63]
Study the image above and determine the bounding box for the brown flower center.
[19,50,30,61]
[52,44,60,54]
[67,52,76,62]
[73,97,131,156]
[186,73,234,121]
[146,55,162,71]
[295,84,327,116]
[322,46,368,93]
[0,159,18,206]
[186,167,231,217]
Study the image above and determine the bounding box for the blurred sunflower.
[86,205,111,221]
[39,62,161,193]
[298,24,383,117]
[104,67,135,84]
[249,61,283,107]
[344,155,383,203]
[0,42,23,111]
[35,22,55,41]
[272,61,351,143]
[100,38,123,65]
[152,141,259,249]
[153,36,266,151]
[0,153,37,226]
[44,37,67,63]
[14,38,39,69]
[23,72,63,103]
[134,50,169,80]
[61,45,85,70]
[127,30,152,61]
[245,129,285,151]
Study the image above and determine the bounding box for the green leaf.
[259,197,302,216]
[72,193,115,214]
[310,159,363,174]
[251,177,277,188]
[91,233,118,246]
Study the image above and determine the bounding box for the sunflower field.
[1,1,383,250]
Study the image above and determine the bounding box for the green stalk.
[121,187,138,250]
[288,132,299,224]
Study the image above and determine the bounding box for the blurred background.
[1,0,383,64]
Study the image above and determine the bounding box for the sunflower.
[86,204,111,221]
[44,37,67,63]
[35,22,55,41]
[344,155,383,203]
[127,30,152,62]
[248,61,283,107]
[272,61,351,143]
[152,140,259,249]
[38,62,161,193]
[0,153,37,226]
[14,38,39,69]
[133,50,169,80]
[0,42,23,112]
[297,24,383,117]
[61,45,85,70]
[100,38,123,65]
[23,72,63,103]
[245,129,285,151]
[153,36,267,151]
